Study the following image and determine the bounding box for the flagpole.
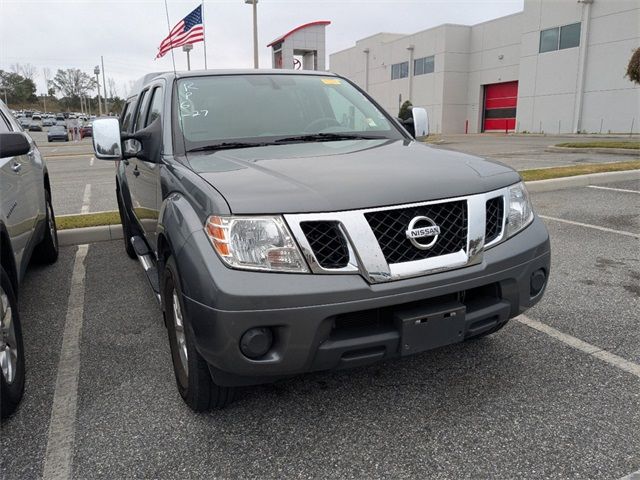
[201,0,208,69]
[163,0,177,73]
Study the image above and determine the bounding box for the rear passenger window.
[121,98,136,133]
[145,87,163,127]
[132,90,150,132]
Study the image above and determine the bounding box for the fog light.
[240,327,274,359]
[530,269,546,297]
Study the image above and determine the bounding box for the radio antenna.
[162,0,188,156]
[163,0,177,75]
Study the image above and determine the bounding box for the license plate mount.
[394,301,466,356]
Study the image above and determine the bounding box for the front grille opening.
[463,283,501,311]
[331,308,393,337]
[485,196,504,244]
[300,221,350,269]
[329,284,502,339]
[365,200,468,264]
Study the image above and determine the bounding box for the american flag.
[156,4,204,59]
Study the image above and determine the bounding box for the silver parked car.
[0,100,58,419]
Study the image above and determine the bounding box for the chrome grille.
[485,196,504,244]
[300,221,350,269]
[364,201,468,264]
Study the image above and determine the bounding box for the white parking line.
[42,244,89,480]
[89,156,94,167]
[517,315,640,379]
[618,468,640,480]
[539,215,640,239]
[51,148,58,153]
[588,185,640,195]
[80,184,91,214]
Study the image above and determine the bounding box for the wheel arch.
[0,224,19,297]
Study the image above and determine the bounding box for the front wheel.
[1,267,25,420]
[162,256,235,411]
[33,190,59,264]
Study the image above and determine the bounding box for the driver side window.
[121,98,136,133]
[132,90,150,132]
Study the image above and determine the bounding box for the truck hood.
[187,139,520,214]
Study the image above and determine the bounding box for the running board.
[130,236,161,303]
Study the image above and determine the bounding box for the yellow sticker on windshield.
[321,78,341,85]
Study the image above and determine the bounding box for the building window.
[539,22,580,53]
[391,61,409,80]
[539,27,560,53]
[560,23,581,50]
[414,56,434,76]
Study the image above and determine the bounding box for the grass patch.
[520,160,640,181]
[423,134,443,144]
[57,211,120,230]
[555,141,640,150]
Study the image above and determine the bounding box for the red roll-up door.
[483,81,518,132]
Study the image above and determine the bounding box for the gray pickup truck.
[92,70,550,412]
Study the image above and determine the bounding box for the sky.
[0,0,524,99]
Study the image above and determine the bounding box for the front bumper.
[178,216,550,387]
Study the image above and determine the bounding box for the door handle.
[11,162,22,173]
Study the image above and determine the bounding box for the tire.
[33,190,59,265]
[162,256,234,411]
[1,267,25,420]
[116,191,137,259]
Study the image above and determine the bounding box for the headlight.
[205,215,309,273]
[506,181,534,238]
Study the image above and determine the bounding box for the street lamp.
[94,65,102,116]
[244,0,259,68]
[183,44,193,71]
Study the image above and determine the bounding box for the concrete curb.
[55,169,640,246]
[525,169,640,192]
[58,224,123,246]
[546,146,639,156]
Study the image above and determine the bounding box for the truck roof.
[127,69,339,99]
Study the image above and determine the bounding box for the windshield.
[175,74,403,150]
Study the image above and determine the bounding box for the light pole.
[245,0,259,68]
[101,56,108,114]
[94,65,102,116]
[183,44,193,71]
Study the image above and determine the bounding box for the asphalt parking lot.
[1,176,638,478]
[32,132,118,215]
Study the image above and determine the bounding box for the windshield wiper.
[187,142,269,153]
[274,133,385,144]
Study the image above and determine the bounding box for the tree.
[107,77,118,99]
[43,67,52,93]
[0,70,37,105]
[398,100,413,120]
[626,47,640,85]
[110,96,124,113]
[50,68,96,100]
[11,63,37,82]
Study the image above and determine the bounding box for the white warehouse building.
[330,0,640,134]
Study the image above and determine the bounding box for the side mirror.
[133,117,162,163]
[92,118,123,160]
[0,132,31,158]
[411,107,429,139]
